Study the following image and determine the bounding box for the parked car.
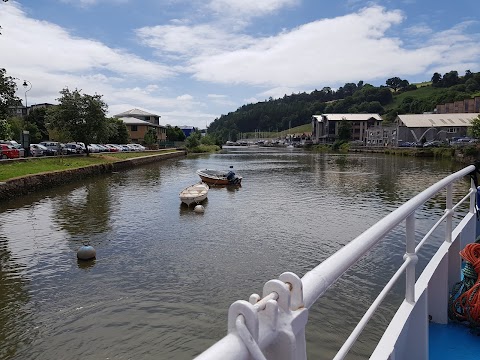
[104,144,120,152]
[64,143,81,154]
[30,144,48,156]
[0,143,20,159]
[423,141,443,148]
[87,144,101,153]
[1,140,25,157]
[39,141,63,155]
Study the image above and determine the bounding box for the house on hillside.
[114,108,166,143]
[311,113,383,144]
[395,113,480,145]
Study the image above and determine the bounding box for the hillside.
[207,70,480,142]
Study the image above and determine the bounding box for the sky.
[1,0,479,129]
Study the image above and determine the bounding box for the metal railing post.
[405,213,417,304]
[446,184,453,243]
[470,178,476,214]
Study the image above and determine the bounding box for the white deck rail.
[195,165,478,360]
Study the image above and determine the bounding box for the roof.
[118,117,165,128]
[397,113,480,128]
[114,108,160,117]
[312,113,382,121]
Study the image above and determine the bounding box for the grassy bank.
[0,150,177,181]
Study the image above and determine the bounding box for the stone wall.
[0,151,186,201]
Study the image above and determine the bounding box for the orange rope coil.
[451,243,480,326]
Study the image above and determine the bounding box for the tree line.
[208,70,480,142]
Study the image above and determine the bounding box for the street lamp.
[22,80,32,116]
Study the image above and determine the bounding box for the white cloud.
[177,94,193,101]
[60,0,129,7]
[207,94,227,99]
[405,24,433,37]
[207,0,299,18]
[0,4,173,80]
[258,87,306,100]
[184,6,479,87]
[244,97,259,104]
[136,24,256,59]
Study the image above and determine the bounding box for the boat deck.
[429,322,480,359]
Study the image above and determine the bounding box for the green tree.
[0,119,11,139]
[200,133,217,145]
[465,78,480,93]
[6,116,23,141]
[0,68,20,119]
[106,117,129,144]
[165,125,186,141]
[469,115,480,139]
[25,107,49,140]
[431,73,442,87]
[185,131,201,149]
[386,77,402,92]
[46,88,108,154]
[24,122,42,143]
[337,119,352,141]
[143,128,158,146]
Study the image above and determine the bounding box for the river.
[0,147,469,359]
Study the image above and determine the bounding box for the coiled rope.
[449,241,480,327]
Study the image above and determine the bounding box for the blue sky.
[1,0,479,128]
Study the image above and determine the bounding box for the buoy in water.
[77,245,96,260]
[194,205,205,213]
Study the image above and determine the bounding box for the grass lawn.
[0,150,179,181]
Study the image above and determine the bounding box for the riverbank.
[347,146,478,163]
[0,150,186,201]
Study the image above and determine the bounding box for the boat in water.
[196,167,242,186]
[179,182,209,206]
[195,164,480,359]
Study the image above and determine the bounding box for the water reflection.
[76,259,96,270]
[0,148,471,359]
[52,177,112,245]
[0,234,30,359]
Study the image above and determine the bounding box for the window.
[447,128,458,133]
[131,125,138,131]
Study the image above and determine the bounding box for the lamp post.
[22,80,32,116]
[22,80,32,157]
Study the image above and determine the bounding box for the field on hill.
[385,86,443,111]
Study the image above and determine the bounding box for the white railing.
[195,165,478,360]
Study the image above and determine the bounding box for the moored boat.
[179,182,209,206]
[196,167,242,186]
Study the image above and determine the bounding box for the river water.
[0,147,470,359]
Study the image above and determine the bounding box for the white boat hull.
[179,183,209,206]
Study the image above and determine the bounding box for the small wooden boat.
[179,182,209,206]
[196,168,242,186]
